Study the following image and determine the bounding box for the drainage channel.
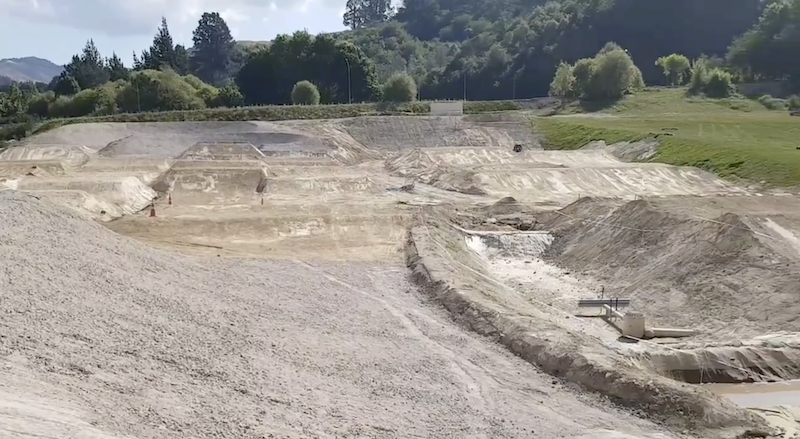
[705,380,800,408]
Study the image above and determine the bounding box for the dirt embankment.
[534,198,800,383]
[540,198,800,341]
[404,210,767,436]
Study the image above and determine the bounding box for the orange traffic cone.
[149,203,156,217]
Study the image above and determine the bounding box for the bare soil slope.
[539,197,800,341]
[0,192,675,439]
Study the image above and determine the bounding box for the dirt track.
[0,192,673,438]
[2,115,798,437]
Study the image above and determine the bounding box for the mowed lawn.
[535,88,800,187]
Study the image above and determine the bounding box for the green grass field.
[536,88,800,187]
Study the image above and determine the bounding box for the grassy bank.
[0,100,522,140]
[536,88,800,187]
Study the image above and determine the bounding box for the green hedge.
[27,100,521,137]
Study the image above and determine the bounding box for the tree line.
[2,0,800,130]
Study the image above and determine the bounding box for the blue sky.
[0,0,348,66]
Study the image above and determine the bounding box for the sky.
[0,0,349,66]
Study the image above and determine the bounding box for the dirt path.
[0,192,673,438]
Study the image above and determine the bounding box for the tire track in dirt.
[294,261,492,417]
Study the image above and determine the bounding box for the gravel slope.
[0,192,673,438]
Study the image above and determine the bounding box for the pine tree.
[106,52,129,81]
[150,17,177,70]
[191,12,236,84]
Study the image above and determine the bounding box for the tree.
[58,40,110,92]
[52,73,81,96]
[175,45,190,75]
[291,81,321,105]
[382,72,417,102]
[191,12,236,84]
[728,0,800,82]
[106,53,129,81]
[116,70,205,113]
[343,0,393,30]
[549,61,575,102]
[655,54,691,85]
[135,17,178,71]
[0,84,27,118]
[236,32,379,105]
[587,45,643,100]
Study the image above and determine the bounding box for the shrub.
[630,67,645,91]
[757,94,787,110]
[213,85,245,108]
[788,95,800,111]
[0,121,32,141]
[704,69,733,98]
[27,91,55,118]
[184,74,220,107]
[655,54,691,86]
[585,46,643,100]
[572,58,596,98]
[116,70,205,113]
[69,89,104,117]
[382,73,417,103]
[687,57,733,98]
[291,80,320,105]
[549,62,575,101]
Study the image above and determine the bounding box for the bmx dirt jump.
[1,113,797,438]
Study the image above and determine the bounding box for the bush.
[382,73,417,102]
[655,53,691,86]
[588,48,642,99]
[0,121,31,141]
[184,74,220,107]
[27,91,55,118]
[213,85,245,108]
[704,69,733,98]
[757,94,787,110]
[572,58,596,98]
[788,95,800,111]
[116,70,205,113]
[549,45,643,102]
[46,87,119,119]
[549,62,575,101]
[291,80,320,105]
[689,58,709,94]
[688,58,732,98]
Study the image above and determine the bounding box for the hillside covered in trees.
[1,0,799,134]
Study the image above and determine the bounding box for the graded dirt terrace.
[2,115,796,437]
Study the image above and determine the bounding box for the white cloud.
[0,0,342,36]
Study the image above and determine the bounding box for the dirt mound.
[495,196,518,205]
[386,149,487,195]
[176,142,266,161]
[405,212,766,434]
[151,165,268,204]
[0,191,683,438]
[342,116,516,150]
[541,198,800,341]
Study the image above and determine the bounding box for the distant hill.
[0,57,63,84]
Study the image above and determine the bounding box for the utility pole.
[135,83,141,112]
[513,74,517,100]
[344,57,352,104]
[463,72,467,101]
